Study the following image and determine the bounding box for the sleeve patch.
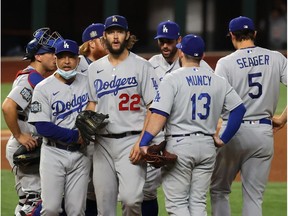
[31,101,42,113]
[20,88,32,102]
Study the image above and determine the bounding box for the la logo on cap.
[64,41,69,48]
[162,25,168,33]
[112,16,118,22]
[90,31,97,38]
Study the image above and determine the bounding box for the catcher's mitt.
[75,110,109,144]
[13,137,42,167]
[143,140,177,168]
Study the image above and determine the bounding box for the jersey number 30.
[191,93,211,120]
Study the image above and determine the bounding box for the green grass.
[1,83,287,130]
[1,170,286,215]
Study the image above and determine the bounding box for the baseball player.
[2,28,60,216]
[86,15,159,216]
[77,22,108,216]
[136,34,246,216]
[209,16,287,216]
[77,23,107,74]
[142,20,215,216]
[149,20,213,82]
[28,39,91,215]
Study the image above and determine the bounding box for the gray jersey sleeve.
[151,67,242,135]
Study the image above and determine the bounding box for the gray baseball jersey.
[151,67,242,135]
[88,52,159,133]
[210,47,287,216]
[87,51,159,216]
[28,73,91,215]
[215,47,287,120]
[149,54,213,81]
[77,55,94,74]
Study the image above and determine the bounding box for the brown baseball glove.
[143,140,178,168]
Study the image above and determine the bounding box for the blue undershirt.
[34,122,79,143]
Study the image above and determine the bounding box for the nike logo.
[52,91,60,96]
[81,69,87,73]
[97,69,104,73]
[176,138,184,142]
[153,66,159,69]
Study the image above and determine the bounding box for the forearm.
[2,98,22,138]
[139,112,167,147]
[86,101,96,111]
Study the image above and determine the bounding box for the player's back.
[215,46,287,120]
[157,67,240,135]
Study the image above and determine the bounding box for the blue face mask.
[56,68,78,80]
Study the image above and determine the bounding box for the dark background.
[1,0,287,56]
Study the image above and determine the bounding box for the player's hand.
[140,146,148,155]
[272,117,286,133]
[129,142,143,165]
[213,134,225,148]
[16,133,37,151]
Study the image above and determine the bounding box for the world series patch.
[31,101,42,113]
[20,87,32,102]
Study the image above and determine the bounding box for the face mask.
[56,68,78,80]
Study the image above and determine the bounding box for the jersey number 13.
[191,93,211,120]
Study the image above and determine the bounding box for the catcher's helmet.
[23,27,63,60]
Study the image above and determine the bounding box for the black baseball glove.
[143,140,178,168]
[13,137,42,167]
[75,110,109,144]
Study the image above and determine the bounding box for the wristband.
[139,131,154,147]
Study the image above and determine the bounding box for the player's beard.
[162,46,178,63]
[106,40,127,56]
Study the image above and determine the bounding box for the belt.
[167,132,211,138]
[241,118,271,125]
[18,114,28,121]
[100,131,141,139]
[47,140,80,152]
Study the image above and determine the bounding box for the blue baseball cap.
[154,20,180,40]
[176,34,205,57]
[82,23,105,43]
[55,39,79,55]
[104,15,128,30]
[229,16,255,32]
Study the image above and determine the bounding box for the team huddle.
[2,14,287,216]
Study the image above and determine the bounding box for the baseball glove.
[75,110,109,144]
[143,140,178,168]
[13,138,42,167]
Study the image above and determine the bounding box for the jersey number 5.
[191,93,211,120]
[248,72,262,99]
[119,93,141,111]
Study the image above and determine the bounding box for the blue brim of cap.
[105,24,127,30]
[36,46,55,55]
[176,43,181,49]
[154,35,179,40]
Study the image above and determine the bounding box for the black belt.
[168,132,211,138]
[18,114,28,121]
[100,131,141,139]
[47,140,80,152]
[241,118,272,125]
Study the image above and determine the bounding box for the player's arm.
[34,122,80,144]
[2,97,37,150]
[272,107,287,133]
[139,109,168,152]
[214,103,246,147]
